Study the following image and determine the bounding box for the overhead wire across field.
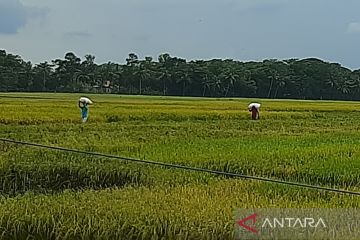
[1,137,360,196]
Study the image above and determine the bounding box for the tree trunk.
[42,71,46,92]
[202,85,207,97]
[182,81,186,96]
[139,79,142,95]
[274,85,280,99]
[163,79,166,96]
[267,77,274,98]
[224,84,230,97]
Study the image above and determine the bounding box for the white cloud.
[347,22,360,33]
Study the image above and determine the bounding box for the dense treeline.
[1,49,360,100]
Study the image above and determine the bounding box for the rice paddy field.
[1,93,360,239]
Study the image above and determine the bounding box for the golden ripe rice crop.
[1,93,360,239]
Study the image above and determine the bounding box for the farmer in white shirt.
[78,97,93,123]
[248,103,261,120]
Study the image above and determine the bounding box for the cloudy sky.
[1,0,360,69]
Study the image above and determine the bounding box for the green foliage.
[1,50,360,100]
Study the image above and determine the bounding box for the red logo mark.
[237,213,258,234]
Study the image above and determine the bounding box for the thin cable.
[1,137,360,196]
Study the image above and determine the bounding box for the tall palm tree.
[175,66,192,96]
[220,67,240,97]
[34,62,54,91]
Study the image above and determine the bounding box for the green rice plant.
[1,93,360,238]
[0,180,359,239]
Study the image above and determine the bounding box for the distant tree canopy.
[1,49,360,100]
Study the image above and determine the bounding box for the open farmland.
[1,93,360,239]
